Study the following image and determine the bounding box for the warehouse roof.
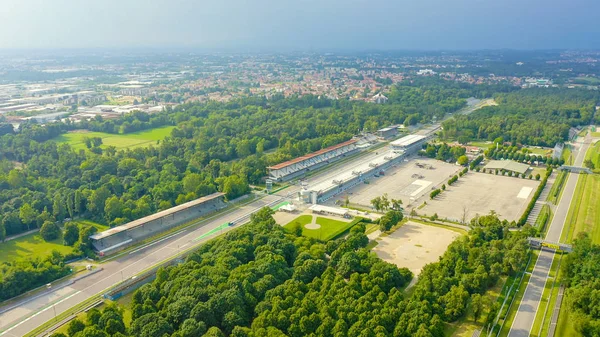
[483,160,530,174]
[267,139,358,170]
[90,192,225,240]
[390,134,426,147]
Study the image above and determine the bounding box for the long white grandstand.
[267,139,359,181]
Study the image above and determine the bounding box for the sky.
[1,0,599,51]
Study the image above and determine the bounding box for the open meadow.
[0,220,108,264]
[53,126,175,150]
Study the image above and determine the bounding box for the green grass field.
[592,132,600,138]
[54,126,175,151]
[562,142,600,244]
[284,215,354,241]
[562,173,600,244]
[0,220,108,264]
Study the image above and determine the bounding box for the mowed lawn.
[0,220,108,264]
[563,142,600,244]
[284,215,354,241]
[54,126,175,150]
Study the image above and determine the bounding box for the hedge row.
[517,168,552,226]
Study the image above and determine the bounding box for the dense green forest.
[0,80,499,239]
[53,210,530,337]
[441,88,600,146]
[561,232,600,336]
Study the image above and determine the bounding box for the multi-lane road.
[507,132,592,337]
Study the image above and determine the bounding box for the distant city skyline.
[1,0,599,51]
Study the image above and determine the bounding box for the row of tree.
[2,81,500,238]
[0,251,71,302]
[52,208,532,337]
[561,232,600,336]
[441,88,600,146]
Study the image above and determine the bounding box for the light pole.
[53,304,57,321]
[120,270,124,282]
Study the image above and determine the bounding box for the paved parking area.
[422,172,540,222]
[343,158,461,208]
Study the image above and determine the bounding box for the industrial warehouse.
[90,192,226,254]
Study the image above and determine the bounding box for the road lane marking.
[128,229,188,255]
[0,291,81,336]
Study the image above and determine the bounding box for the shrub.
[40,221,60,242]
[430,189,441,199]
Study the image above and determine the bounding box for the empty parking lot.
[421,172,540,222]
[341,158,461,208]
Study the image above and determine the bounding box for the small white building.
[309,205,350,218]
[371,93,388,104]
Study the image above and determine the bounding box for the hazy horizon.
[1,0,599,51]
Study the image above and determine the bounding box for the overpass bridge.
[558,165,593,174]
[528,237,573,253]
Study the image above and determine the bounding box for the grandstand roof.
[267,139,358,170]
[483,160,530,174]
[90,192,225,241]
[390,134,426,147]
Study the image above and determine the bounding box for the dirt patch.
[373,221,460,276]
[305,223,321,229]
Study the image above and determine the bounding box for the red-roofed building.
[267,139,359,181]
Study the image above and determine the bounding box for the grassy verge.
[534,205,552,235]
[555,292,580,337]
[561,173,600,244]
[547,171,567,204]
[562,145,573,165]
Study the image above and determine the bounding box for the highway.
[507,132,591,337]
